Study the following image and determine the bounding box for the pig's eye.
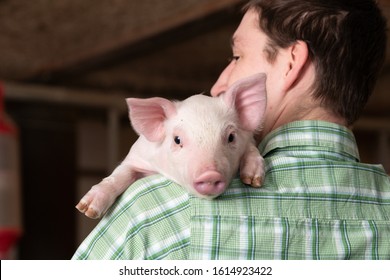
[174,136,182,145]
[228,133,236,143]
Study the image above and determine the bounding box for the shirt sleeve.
[72,175,191,260]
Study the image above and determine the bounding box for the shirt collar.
[258,120,360,162]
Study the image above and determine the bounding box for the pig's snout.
[193,171,226,197]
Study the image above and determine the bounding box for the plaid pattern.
[72,121,390,260]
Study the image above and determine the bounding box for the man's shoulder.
[73,175,191,260]
[106,174,190,217]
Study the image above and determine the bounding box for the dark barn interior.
[0,0,389,259]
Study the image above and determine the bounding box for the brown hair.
[244,0,387,125]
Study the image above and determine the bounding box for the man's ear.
[282,40,309,91]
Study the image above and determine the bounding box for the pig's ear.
[126,97,177,142]
[223,73,267,132]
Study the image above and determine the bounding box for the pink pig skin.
[76,73,267,219]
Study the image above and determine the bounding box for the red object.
[0,229,21,259]
[0,82,16,134]
[0,81,22,259]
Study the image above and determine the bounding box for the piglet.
[76,73,266,219]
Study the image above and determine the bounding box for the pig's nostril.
[214,181,225,192]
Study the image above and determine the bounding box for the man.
[73,0,390,259]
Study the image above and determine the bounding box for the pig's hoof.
[76,203,101,219]
[240,153,265,188]
[240,175,263,188]
[76,199,102,219]
[85,207,100,219]
[75,200,88,213]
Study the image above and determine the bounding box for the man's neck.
[256,106,347,144]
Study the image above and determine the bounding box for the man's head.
[211,0,387,133]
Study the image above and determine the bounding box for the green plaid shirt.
[72,120,390,260]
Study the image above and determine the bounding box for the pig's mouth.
[193,171,227,197]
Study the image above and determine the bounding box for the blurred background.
[0,0,389,259]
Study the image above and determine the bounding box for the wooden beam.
[3,82,129,113]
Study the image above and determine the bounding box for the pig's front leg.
[239,141,265,187]
[76,162,137,219]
